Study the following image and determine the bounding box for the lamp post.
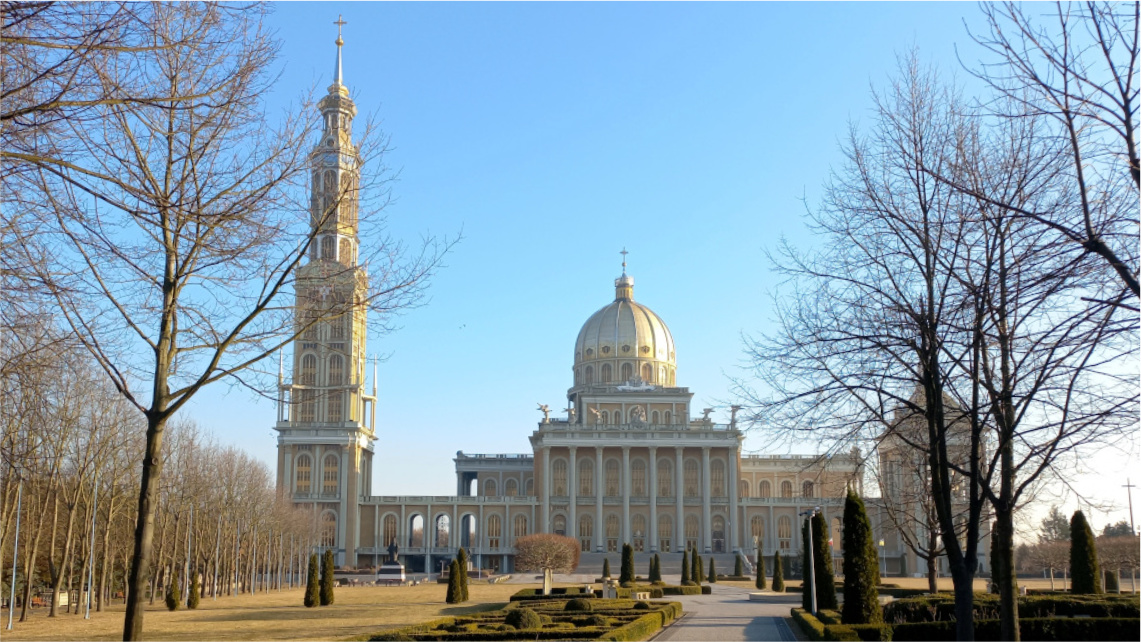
[879,539,886,578]
[799,508,819,615]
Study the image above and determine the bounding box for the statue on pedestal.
[386,538,399,564]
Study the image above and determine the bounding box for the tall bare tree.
[5,4,447,638]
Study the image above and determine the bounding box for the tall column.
[675,447,684,552]
[568,446,577,538]
[595,446,604,552]
[649,446,658,553]
[728,447,739,552]
[701,447,711,553]
[621,446,631,544]
[541,446,551,533]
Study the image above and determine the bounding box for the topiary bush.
[620,543,635,584]
[504,608,542,630]
[841,488,882,625]
[320,549,335,606]
[772,552,785,592]
[304,553,319,607]
[633,601,651,610]
[164,571,180,611]
[679,550,690,584]
[564,598,593,612]
[1070,510,1101,594]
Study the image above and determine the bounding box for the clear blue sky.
[183,2,1136,533]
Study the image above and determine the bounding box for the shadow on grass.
[439,602,506,616]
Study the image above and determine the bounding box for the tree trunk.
[123,413,169,640]
[927,554,938,593]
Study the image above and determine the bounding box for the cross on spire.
[334,15,347,44]
[620,247,628,275]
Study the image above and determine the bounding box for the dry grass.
[1,582,538,641]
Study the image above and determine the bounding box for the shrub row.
[597,602,682,642]
[883,592,1139,623]
[792,608,1139,642]
[659,584,712,596]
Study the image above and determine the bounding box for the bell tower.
[275,17,377,567]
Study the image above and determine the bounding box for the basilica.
[273,32,985,579]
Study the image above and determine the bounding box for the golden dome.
[573,272,676,388]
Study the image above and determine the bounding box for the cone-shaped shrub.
[304,554,319,607]
[735,554,744,577]
[187,569,200,610]
[694,551,703,585]
[802,520,814,610]
[456,548,470,602]
[649,554,662,583]
[772,553,784,592]
[445,559,461,604]
[756,552,767,590]
[602,557,611,579]
[320,549,335,605]
[165,570,180,611]
[707,557,717,583]
[620,543,635,584]
[680,550,690,584]
[841,489,881,624]
[1070,510,1101,594]
[810,512,838,609]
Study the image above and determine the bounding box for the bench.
[634,592,651,600]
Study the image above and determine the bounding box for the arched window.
[759,480,771,498]
[781,481,793,498]
[658,459,673,497]
[632,514,646,552]
[525,478,534,496]
[487,515,501,549]
[321,511,337,548]
[459,514,476,548]
[584,366,594,385]
[578,515,593,552]
[685,515,700,551]
[514,515,528,538]
[383,514,397,548]
[802,481,814,498]
[751,516,765,548]
[605,459,620,497]
[328,354,344,385]
[552,459,567,495]
[327,390,342,423]
[664,411,672,424]
[435,514,450,547]
[300,354,317,385]
[684,460,700,497]
[651,410,660,424]
[658,515,673,552]
[600,410,610,424]
[605,514,620,552]
[295,454,312,494]
[323,454,339,495]
[330,315,346,340]
[621,362,634,381]
[484,478,498,496]
[297,389,316,423]
[409,514,424,547]
[740,480,751,498]
[711,459,726,496]
[613,410,623,424]
[504,478,519,497]
[553,514,566,536]
[659,366,666,385]
[579,459,594,495]
[601,363,612,383]
[642,363,653,382]
[631,459,646,496]
[321,235,335,260]
[339,238,353,266]
[778,516,792,550]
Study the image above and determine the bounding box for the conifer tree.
[652,554,662,583]
[456,548,470,602]
[1070,510,1101,594]
[680,550,690,584]
[602,557,611,579]
[320,549,335,606]
[445,559,461,604]
[304,554,319,607]
[164,570,180,611]
[841,489,881,624]
[620,543,635,584]
[735,554,744,577]
[693,552,703,585]
[771,553,784,592]
[802,520,814,610]
[805,512,837,610]
[187,568,200,610]
[707,556,717,583]
[756,552,767,590]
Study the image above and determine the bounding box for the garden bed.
[367,598,683,641]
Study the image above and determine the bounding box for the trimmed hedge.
[883,592,1139,623]
[796,609,1138,642]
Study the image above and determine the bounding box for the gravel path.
[654,584,801,642]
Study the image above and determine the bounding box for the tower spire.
[614,248,634,301]
[333,15,347,86]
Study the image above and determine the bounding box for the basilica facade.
[273,35,984,578]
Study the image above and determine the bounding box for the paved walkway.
[654,584,801,642]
